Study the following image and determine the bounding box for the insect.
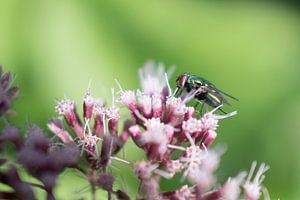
[175,72,238,113]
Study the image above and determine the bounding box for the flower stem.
[91,183,96,200]
[47,190,55,200]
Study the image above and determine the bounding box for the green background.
[1,1,300,199]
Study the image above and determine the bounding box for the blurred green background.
[1,0,300,199]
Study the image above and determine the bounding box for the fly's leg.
[219,108,227,114]
[194,100,202,118]
[201,102,208,116]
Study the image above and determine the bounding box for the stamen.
[83,148,97,158]
[174,128,181,132]
[216,111,238,120]
[182,88,203,104]
[95,142,100,157]
[166,65,176,78]
[246,161,257,183]
[133,109,147,123]
[181,169,189,182]
[262,186,271,200]
[102,114,107,134]
[236,171,248,183]
[184,131,195,146]
[83,118,90,137]
[172,87,179,97]
[154,169,173,179]
[111,88,115,108]
[164,72,172,97]
[111,156,131,165]
[254,163,269,183]
[168,144,186,151]
[147,163,159,174]
[87,80,92,94]
[202,143,208,152]
[115,79,124,93]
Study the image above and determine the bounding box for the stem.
[91,183,96,200]
[111,156,131,165]
[25,182,55,200]
[46,190,55,200]
[108,191,111,200]
[136,182,142,199]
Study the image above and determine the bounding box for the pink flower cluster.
[48,61,269,200]
[117,61,269,200]
[48,85,126,159]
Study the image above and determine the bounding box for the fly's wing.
[213,87,239,101]
[203,81,238,105]
[203,79,239,100]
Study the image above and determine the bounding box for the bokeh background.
[1,0,300,199]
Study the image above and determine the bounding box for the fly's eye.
[178,75,187,87]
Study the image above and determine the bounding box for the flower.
[138,60,169,95]
[181,145,221,192]
[118,89,137,111]
[141,118,172,160]
[49,86,124,159]
[174,185,194,200]
[55,98,84,138]
[243,161,270,200]
[221,172,247,200]
[134,161,161,199]
[47,119,73,143]
[0,65,19,116]
[165,159,183,176]
[17,126,80,197]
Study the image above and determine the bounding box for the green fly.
[175,72,238,113]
